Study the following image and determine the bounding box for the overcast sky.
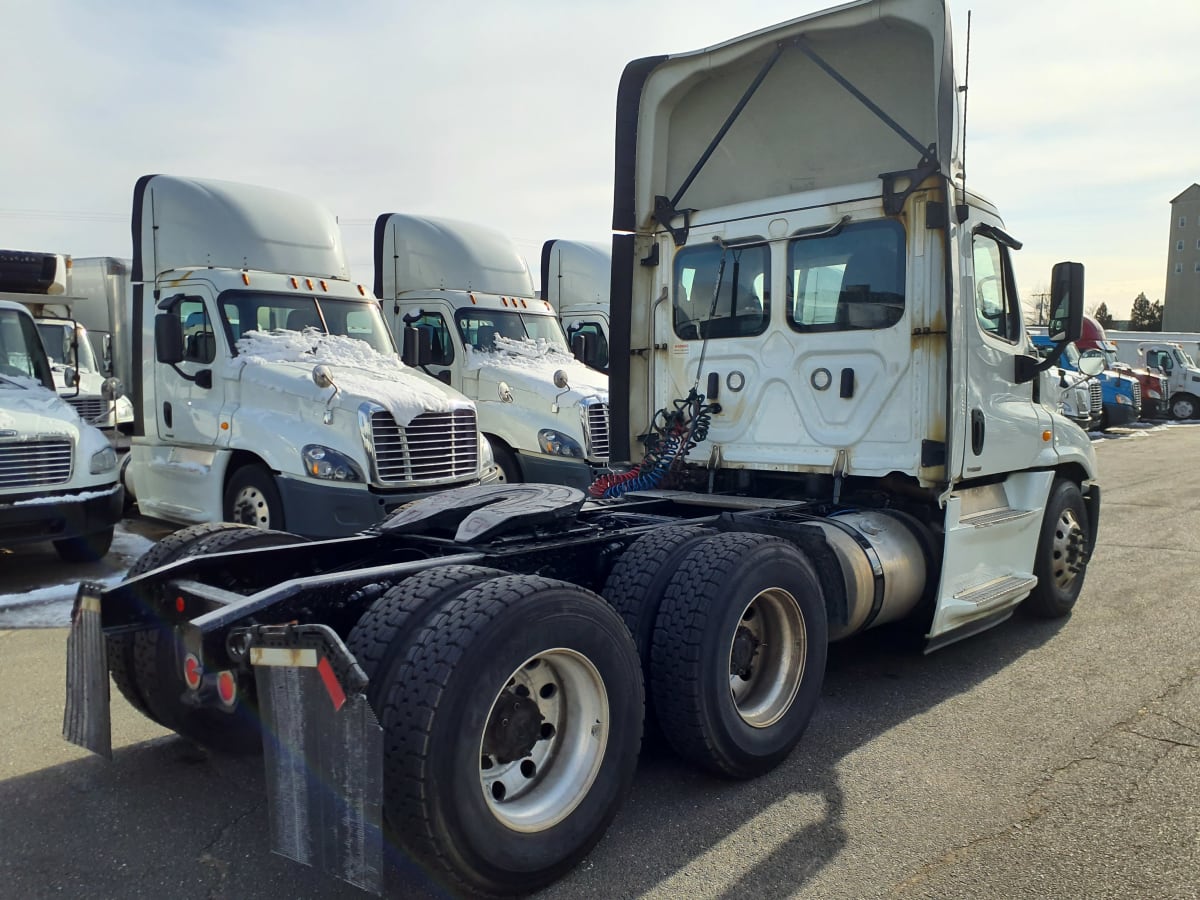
[3,0,1196,318]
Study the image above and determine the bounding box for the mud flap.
[63,582,111,759]
[248,625,384,895]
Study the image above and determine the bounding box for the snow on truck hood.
[235,330,469,426]
[0,376,82,435]
[466,336,608,403]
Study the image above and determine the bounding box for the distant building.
[1163,183,1200,331]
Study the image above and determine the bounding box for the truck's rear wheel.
[602,525,714,740]
[651,532,827,779]
[132,525,308,753]
[1024,479,1090,618]
[108,522,253,721]
[345,564,506,711]
[54,526,115,563]
[224,464,284,529]
[380,575,642,897]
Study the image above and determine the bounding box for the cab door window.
[565,321,609,369]
[972,235,1021,342]
[410,312,455,366]
[177,298,216,363]
[673,242,769,340]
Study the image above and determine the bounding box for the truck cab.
[375,215,610,489]
[1031,334,1140,429]
[35,317,134,430]
[1073,315,1165,419]
[0,291,122,561]
[126,177,488,537]
[540,239,612,373]
[1111,338,1200,420]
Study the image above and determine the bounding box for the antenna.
[956,10,972,223]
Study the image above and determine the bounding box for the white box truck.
[374,214,610,488]
[67,1,1104,896]
[121,176,490,536]
[540,238,612,372]
[0,251,123,560]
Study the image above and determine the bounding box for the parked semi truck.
[0,258,122,560]
[1072,316,1166,419]
[117,176,490,536]
[539,238,612,372]
[1032,333,1140,428]
[374,214,610,488]
[1108,336,1200,420]
[66,2,1102,896]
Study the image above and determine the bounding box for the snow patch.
[9,485,120,507]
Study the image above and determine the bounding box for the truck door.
[959,228,1048,478]
[154,292,226,446]
[402,306,459,390]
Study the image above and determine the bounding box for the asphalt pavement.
[0,425,1197,899]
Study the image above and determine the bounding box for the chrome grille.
[1089,381,1103,415]
[370,409,477,485]
[582,402,610,463]
[66,396,107,423]
[0,439,73,487]
[1130,379,1142,408]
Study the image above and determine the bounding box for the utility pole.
[1030,291,1051,325]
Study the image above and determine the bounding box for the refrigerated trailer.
[65,1,1102,896]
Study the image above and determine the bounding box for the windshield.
[0,310,54,388]
[1174,348,1195,368]
[218,291,395,355]
[36,322,99,373]
[454,309,569,353]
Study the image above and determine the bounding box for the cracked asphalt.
[1,426,1197,899]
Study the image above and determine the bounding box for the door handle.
[163,401,173,429]
[971,408,985,455]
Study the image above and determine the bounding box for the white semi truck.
[1108,335,1200,419]
[119,176,489,536]
[374,214,610,488]
[0,260,123,561]
[67,1,1102,896]
[540,238,612,372]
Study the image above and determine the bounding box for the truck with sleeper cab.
[540,238,612,372]
[65,2,1103,897]
[374,214,610,488]
[114,176,490,536]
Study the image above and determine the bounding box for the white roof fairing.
[134,176,349,283]
[617,0,958,233]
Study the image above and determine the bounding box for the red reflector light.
[217,671,237,706]
[183,654,202,690]
[175,596,185,613]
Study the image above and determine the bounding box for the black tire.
[107,522,249,721]
[345,564,507,711]
[223,463,285,529]
[602,525,714,739]
[133,524,308,753]
[380,575,643,897]
[1171,393,1198,420]
[54,526,115,563]
[1024,479,1090,619]
[651,532,828,779]
[490,441,521,483]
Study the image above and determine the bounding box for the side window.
[566,321,609,369]
[412,312,454,366]
[971,235,1021,342]
[178,298,216,364]
[786,219,905,332]
[673,241,769,340]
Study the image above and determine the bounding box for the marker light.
[290,277,299,289]
[320,280,328,292]
[217,671,237,707]
[183,654,202,690]
[1042,431,1052,442]
[305,278,314,290]
[241,272,250,285]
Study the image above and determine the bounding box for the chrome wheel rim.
[231,486,271,528]
[480,649,609,833]
[728,588,806,729]
[1050,507,1086,590]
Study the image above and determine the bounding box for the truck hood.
[0,376,83,436]
[614,0,957,231]
[465,341,608,407]
[235,330,470,426]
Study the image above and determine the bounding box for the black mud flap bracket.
[236,624,384,896]
[63,582,112,759]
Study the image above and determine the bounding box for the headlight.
[1115,394,1131,405]
[537,429,584,458]
[302,444,364,482]
[1147,389,1162,399]
[90,445,118,474]
[479,434,496,469]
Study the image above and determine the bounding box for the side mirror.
[155,313,184,364]
[64,366,79,387]
[570,332,594,367]
[100,334,114,376]
[102,376,123,401]
[401,325,433,367]
[1077,348,1106,377]
[1047,262,1084,344]
[552,369,570,390]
